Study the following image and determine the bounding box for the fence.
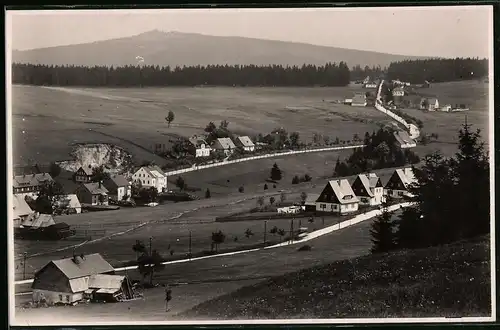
[164,144,365,177]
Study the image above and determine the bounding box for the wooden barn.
[31,253,134,305]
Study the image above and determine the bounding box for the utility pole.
[189,231,192,260]
[23,252,27,280]
[264,220,267,244]
[290,219,294,244]
[149,236,153,256]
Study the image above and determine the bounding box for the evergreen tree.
[270,163,282,181]
[370,202,396,253]
[205,188,211,199]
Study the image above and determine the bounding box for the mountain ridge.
[12,30,429,68]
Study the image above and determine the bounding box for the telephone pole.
[149,236,153,255]
[188,231,192,260]
[264,220,267,244]
[23,252,27,280]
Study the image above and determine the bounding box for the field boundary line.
[14,202,413,286]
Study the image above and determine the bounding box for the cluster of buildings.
[31,253,134,305]
[188,135,256,158]
[278,167,417,215]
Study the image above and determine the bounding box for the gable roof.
[88,274,125,290]
[54,194,82,209]
[393,130,415,146]
[77,166,94,176]
[215,137,236,150]
[328,179,359,204]
[13,173,54,189]
[42,253,115,280]
[236,136,255,148]
[189,136,209,148]
[356,174,375,197]
[140,165,166,178]
[12,194,33,219]
[82,182,108,195]
[21,213,55,228]
[304,193,320,205]
[393,168,417,188]
[107,175,130,187]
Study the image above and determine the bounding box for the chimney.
[99,181,102,188]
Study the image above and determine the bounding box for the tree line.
[12,62,351,87]
[386,58,488,84]
[371,121,489,253]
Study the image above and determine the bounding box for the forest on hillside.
[387,58,488,84]
[11,62,351,87]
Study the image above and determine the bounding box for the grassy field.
[180,235,491,320]
[15,212,380,324]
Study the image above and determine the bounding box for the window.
[398,191,404,196]
[66,295,70,302]
[59,294,63,301]
[321,204,326,209]
[148,180,150,185]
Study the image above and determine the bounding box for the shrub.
[292,176,300,184]
[238,186,245,193]
[297,245,312,252]
[303,174,312,182]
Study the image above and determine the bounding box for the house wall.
[315,202,340,213]
[384,188,408,199]
[243,146,255,152]
[32,289,82,305]
[133,168,167,193]
[75,187,92,205]
[32,263,72,293]
[196,147,211,158]
[340,202,359,214]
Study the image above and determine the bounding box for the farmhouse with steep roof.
[351,173,384,206]
[315,179,359,214]
[132,165,168,193]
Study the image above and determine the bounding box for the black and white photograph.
[6,5,495,326]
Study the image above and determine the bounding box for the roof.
[357,174,375,197]
[13,173,54,188]
[236,136,255,148]
[54,194,82,209]
[21,213,55,228]
[189,136,209,148]
[46,253,115,280]
[88,274,125,290]
[140,165,166,178]
[77,166,94,176]
[12,194,33,219]
[107,175,130,187]
[328,179,359,204]
[352,94,367,104]
[215,137,236,150]
[55,170,81,194]
[82,182,108,195]
[393,130,415,146]
[304,193,320,205]
[395,168,417,188]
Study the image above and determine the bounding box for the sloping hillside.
[12,30,425,68]
[180,235,491,320]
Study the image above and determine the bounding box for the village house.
[351,94,367,107]
[364,82,378,89]
[384,168,417,199]
[392,87,406,97]
[420,97,440,111]
[103,175,131,202]
[277,205,302,214]
[12,194,34,228]
[19,212,56,229]
[188,135,211,158]
[132,165,168,193]
[73,166,94,183]
[54,194,82,214]
[343,98,353,105]
[440,104,452,112]
[315,179,359,214]
[31,253,134,305]
[75,182,109,206]
[393,130,417,149]
[13,173,54,196]
[235,136,256,152]
[351,173,384,206]
[212,137,237,156]
[303,193,320,212]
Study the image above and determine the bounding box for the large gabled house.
[235,136,256,152]
[188,135,211,158]
[31,253,133,305]
[131,165,167,193]
[74,166,94,183]
[315,179,359,214]
[351,173,384,206]
[75,182,109,206]
[103,175,131,202]
[212,137,237,156]
[384,168,417,199]
[420,97,440,111]
[13,173,54,196]
[393,130,417,149]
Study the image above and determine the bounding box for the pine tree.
[270,163,282,181]
[205,188,211,199]
[370,202,396,253]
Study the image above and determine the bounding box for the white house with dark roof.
[393,130,417,149]
[351,173,384,206]
[31,253,133,305]
[235,136,256,152]
[103,175,131,201]
[75,182,109,206]
[315,179,359,214]
[384,168,417,199]
[212,137,237,156]
[74,166,94,183]
[188,135,211,158]
[420,97,440,111]
[13,173,54,196]
[132,165,167,193]
[392,87,406,97]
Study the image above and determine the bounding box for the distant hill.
[12,30,427,68]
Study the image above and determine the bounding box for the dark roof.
[81,182,108,195]
[13,173,54,188]
[55,169,81,194]
[77,166,94,176]
[108,175,129,187]
[45,253,115,279]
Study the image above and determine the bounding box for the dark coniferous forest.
[11,62,351,87]
[387,58,488,84]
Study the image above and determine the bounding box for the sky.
[7,6,492,58]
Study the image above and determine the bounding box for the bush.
[238,186,245,193]
[292,176,300,184]
[297,245,312,252]
[303,174,312,182]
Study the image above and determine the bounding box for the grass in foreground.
[179,235,491,320]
